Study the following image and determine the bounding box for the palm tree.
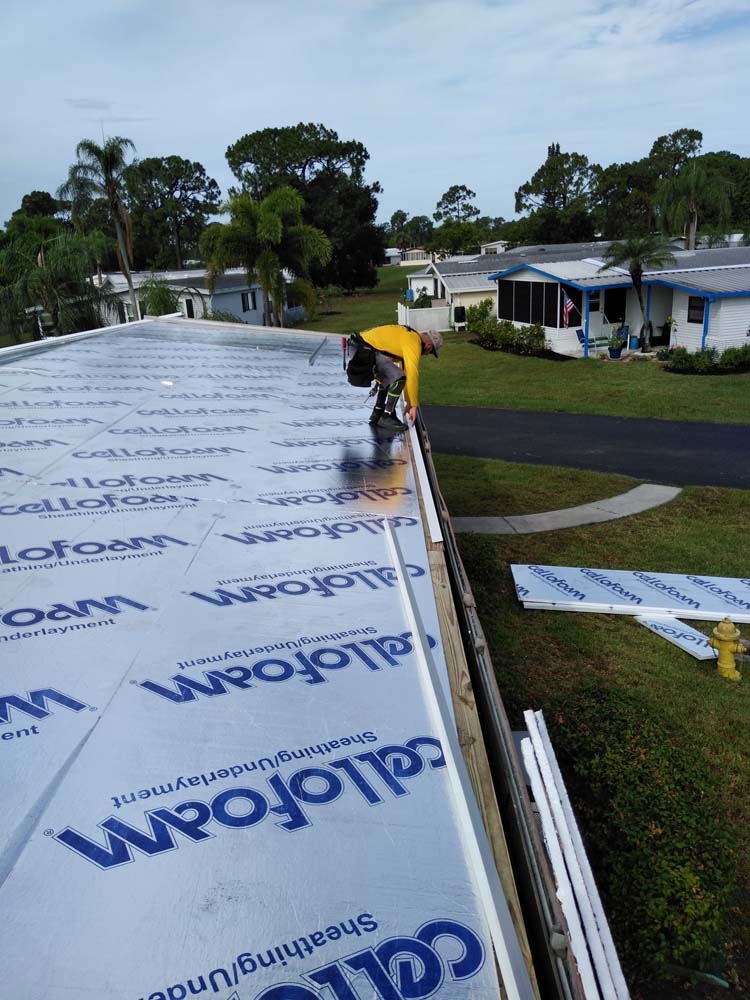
[655,161,730,250]
[58,137,139,319]
[601,236,675,350]
[0,231,116,341]
[204,187,331,327]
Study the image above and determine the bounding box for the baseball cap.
[424,330,443,358]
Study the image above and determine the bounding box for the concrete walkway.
[452,483,682,535]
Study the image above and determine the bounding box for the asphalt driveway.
[421,405,750,489]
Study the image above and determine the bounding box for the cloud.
[1,0,749,226]
[64,98,113,110]
[98,116,155,124]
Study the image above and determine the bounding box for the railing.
[397,301,452,332]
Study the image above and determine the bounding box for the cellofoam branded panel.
[0,323,532,1000]
[512,563,750,622]
[635,616,717,660]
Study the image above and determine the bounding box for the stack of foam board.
[512,564,750,623]
[0,322,534,1000]
[520,711,630,1000]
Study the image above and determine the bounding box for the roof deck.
[0,319,556,999]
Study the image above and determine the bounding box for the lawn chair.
[576,328,609,356]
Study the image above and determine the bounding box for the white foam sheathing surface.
[634,616,717,660]
[0,322,533,1000]
[512,565,750,623]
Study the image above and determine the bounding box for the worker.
[356,324,442,432]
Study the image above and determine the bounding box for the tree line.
[386,128,750,253]
[2,124,748,340]
[0,123,385,339]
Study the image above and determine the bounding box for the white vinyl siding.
[408,274,437,297]
[451,290,497,310]
[715,297,750,349]
[669,291,718,352]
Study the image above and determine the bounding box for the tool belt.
[345,334,400,388]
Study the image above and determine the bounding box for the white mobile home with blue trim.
[488,247,750,357]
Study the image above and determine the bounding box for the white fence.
[397,301,452,332]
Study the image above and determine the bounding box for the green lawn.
[432,453,636,516]
[421,332,750,424]
[299,265,421,334]
[437,453,750,992]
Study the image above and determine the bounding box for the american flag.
[562,289,575,328]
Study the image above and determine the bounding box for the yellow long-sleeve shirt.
[360,324,423,406]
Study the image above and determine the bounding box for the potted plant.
[608,329,627,359]
[661,315,677,344]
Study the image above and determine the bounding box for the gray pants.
[374,352,404,387]
[373,352,406,413]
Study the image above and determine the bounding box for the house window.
[241,290,257,312]
[543,284,559,328]
[498,280,513,320]
[485,247,497,254]
[589,290,601,312]
[514,281,531,323]
[687,295,705,324]
[531,282,544,325]
[498,279,559,326]
[185,298,194,319]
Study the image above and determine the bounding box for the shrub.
[513,322,547,355]
[551,682,737,973]
[468,315,506,350]
[317,284,345,310]
[664,347,718,374]
[206,310,246,324]
[661,345,750,375]
[466,297,494,333]
[469,316,548,356]
[716,344,750,372]
[411,291,433,309]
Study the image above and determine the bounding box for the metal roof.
[481,244,750,296]
[442,272,500,293]
[645,266,750,296]
[652,246,750,271]
[487,258,631,290]
[434,244,613,277]
[524,260,621,282]
[509,239,612,257]
[433,257,504,276]
[102,268,257,293]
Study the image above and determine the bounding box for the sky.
[2,0,750,229]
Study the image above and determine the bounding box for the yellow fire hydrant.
[709,618,745,681]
